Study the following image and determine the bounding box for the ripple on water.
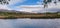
[0,18,60,28]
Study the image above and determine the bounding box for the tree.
[0,0,10,5]
[43,0,48,8]
[43,0,52,8]
[59,0,60,1]
[47,0,52,2]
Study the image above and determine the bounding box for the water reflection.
[0,18,60,28]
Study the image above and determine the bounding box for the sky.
[0,0,60,13]
[0,0,60,28]
[0,0,44,13]
[7,0,43,12]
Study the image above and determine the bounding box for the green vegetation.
[0,12,60,19]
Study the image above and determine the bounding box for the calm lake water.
[0,18,60,28]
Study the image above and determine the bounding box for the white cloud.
[17,3,60,13]
[0,5,12,10]
[0,0,27,10]
[17,5,44,13]
[37,0,43,5]
[37,1,42,5]
[9,0,27,5]
[10,0,60,13]
[0,0,60,13]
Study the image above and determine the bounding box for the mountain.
[0,9,36,14]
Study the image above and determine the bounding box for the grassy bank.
[0,12,60,19]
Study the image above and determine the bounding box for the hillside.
[0,9,59,19]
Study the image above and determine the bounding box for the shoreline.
[0,16,60,19]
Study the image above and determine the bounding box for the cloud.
[44,1,60,12]
[9,0,27,5]
[17,5,44,13]
[15,0,60,13]
[37,0,43,5]
[37,1,42,5]
[17,4,60,13]
[0,0,27,10]
[4,0,27,11]
[8,0,60,13]
[0,4,12,10]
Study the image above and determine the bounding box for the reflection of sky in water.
[0,19,60,28]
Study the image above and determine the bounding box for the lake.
[0,18,60,28]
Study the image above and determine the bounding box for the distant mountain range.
[0,8,60,14]
[0,9,36,14]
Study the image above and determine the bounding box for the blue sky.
[7,0,43,11]
[9,0,43,7]
[9,0,39,8]
[1,0,60,13]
